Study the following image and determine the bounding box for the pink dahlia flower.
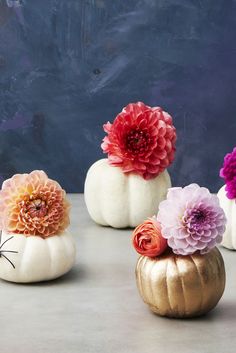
[101,102,176,180]
[158,184,226,255]
[0,170,70,238]
[220,147,236,199]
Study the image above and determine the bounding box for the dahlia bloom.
[132,217,167,257]
[101,102,176,180]
[0,170,70,238]
[220,147,236,199]
[158,184,226,255]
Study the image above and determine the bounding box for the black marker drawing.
[0,233,18,269]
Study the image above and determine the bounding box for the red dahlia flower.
[101,102,176,179]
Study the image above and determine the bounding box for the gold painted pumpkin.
[135,247,225,318]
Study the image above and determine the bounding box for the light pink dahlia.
[157,184,226,255]
[0,170,70,238]
[101,102,176,180]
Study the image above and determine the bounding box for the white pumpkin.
[217,185,236,250]
[84,158,171,228]
[0,231,76,283]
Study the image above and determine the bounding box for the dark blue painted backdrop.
[0,0,236,192]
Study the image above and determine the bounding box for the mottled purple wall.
[0,0,236,192]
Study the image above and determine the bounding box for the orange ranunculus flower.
[0,170,70,238]
[132,217,167,257]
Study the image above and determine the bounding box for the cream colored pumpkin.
[0,231,76,283]
[217,185,236,250]
[136,248,225,318]
[84,158,171,228]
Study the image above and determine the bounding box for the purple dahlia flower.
[158,184,226,255]
[220,147,236,199]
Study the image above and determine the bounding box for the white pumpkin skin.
[0,231,76,283]
[217,185,236,250]
[84,158,171,228]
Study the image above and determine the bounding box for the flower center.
[182,208,207,232]
[125,128,150,154]
[192,210,206,222]
[26,198,48,218]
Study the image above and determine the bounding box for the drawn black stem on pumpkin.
[0,234,18,269]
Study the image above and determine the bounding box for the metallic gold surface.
[135,247,225,318]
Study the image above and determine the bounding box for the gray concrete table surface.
[0,194,235,353]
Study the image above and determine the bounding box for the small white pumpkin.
[0,231,76,283]
[217,185,236,250]
[84,158,171,228]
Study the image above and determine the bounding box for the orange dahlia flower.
[0,170,70,238]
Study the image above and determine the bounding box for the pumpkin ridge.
[161,170,171,201]
[211,248,225,300]
[231,200,236,249]
[142,256,149,301]
[126,174,131,227]
[204,250,219,311]
[218,185,235,250]
[165,258,173,314]
[18,235,27,278]
[174,256,186,316]
[190,255,203,313]
[136,256,145,301]
[96,162,106,226]
[213,248,221,272]
[61,232,76,269]
[213,249,221,282]
[219,252,226,295]
[149,259,158,307]
[45,236,54,279]
[227,193,233,249]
